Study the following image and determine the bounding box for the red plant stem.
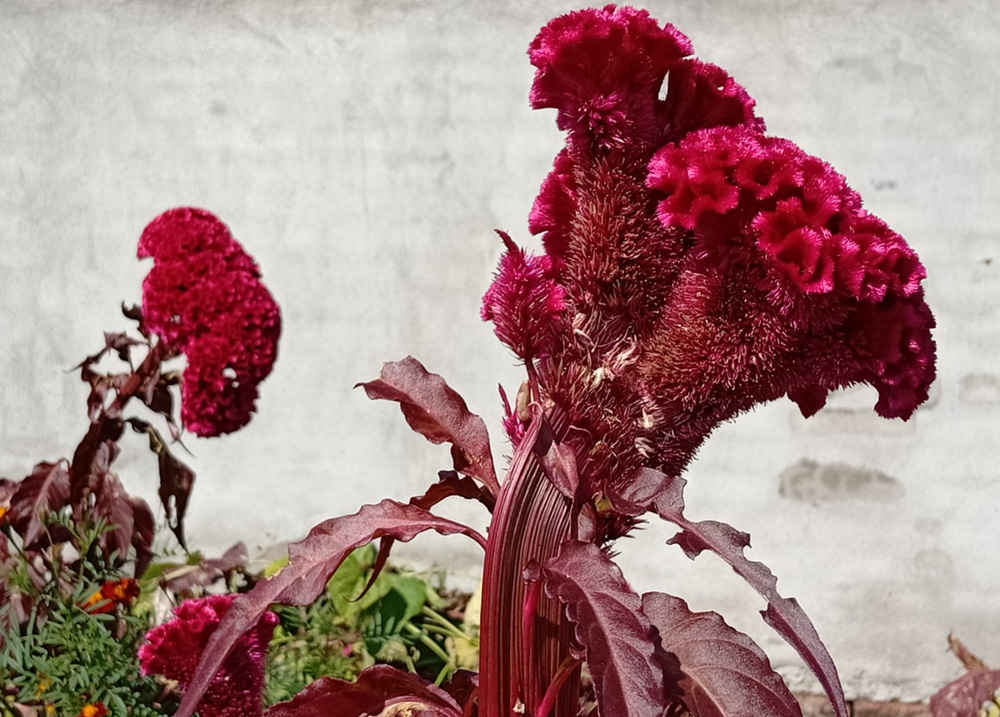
[535,657,584,717]
[479,409,580,717]
[522,577,544,707]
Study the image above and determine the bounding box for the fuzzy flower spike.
[483,4,935,506]
[139,208,282,437]
[139,594,279,717]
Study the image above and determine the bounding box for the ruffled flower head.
[138,594,278,717]
[482,4,936,503]
[139,208,281,437]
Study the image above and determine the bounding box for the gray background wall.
[2,0,997,704]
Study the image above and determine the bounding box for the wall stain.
[959,374,1000,404]
[779,458,904,502]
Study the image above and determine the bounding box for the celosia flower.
[139,594,278,717]
[139,208,281,437]
[82,577,141,614]
[78,703,108,717]
[483,4,936,505]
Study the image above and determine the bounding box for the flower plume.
[139,208,281,437]
[482,4,936,504]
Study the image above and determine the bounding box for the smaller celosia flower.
[139,594,278,717]
[78,703,108,717]
[82,577,141,614]
[139,208,281,437]
[481,230,566,364]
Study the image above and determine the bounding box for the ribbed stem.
[479,411,581,717]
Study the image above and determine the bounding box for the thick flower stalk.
[139,594,279,717]
[139,207,282,437]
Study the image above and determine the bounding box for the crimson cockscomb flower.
[484,6,935,498]
[176,8,936,717]
[139,208,281,437]
[139,594,278,717]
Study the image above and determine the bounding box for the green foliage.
[0,591,172,717]
[264,545,477,704]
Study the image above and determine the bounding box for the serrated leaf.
[630,470,849,717]
[264,665,462,717]
[6,461,71,548]
[358,357,499,496]
[176,499,485,717]
[535,540,673,717]
[642,591,802,717]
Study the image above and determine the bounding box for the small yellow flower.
[79,702,109,717]
[34,675,52,698]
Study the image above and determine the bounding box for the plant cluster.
[165,6,940,717]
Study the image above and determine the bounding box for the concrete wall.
[2,0,998,703]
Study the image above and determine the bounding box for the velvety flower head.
[484,5,936,506]
[139,208,281,437]
[481,230,566,363]
[139,594,278,717]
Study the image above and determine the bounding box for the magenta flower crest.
[139,594,278,717]
[482,5,936,489]
[139,208,281,437]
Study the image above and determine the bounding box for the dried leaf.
[948,634,990,672]
[157,449,195,549]
[534,540,674,717]
[92,470,135,565]
[643,591,802,717]
[176,500,486,717]
[358,357,499,495]
[130,495,155,577]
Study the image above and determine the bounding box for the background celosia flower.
[139,207,281,437]
[482,4,936,508]
[139,594,278,717]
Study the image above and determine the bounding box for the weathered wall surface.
[2,0,997,703]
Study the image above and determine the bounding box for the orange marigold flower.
[79,703,109,717]
[82,577,141,614]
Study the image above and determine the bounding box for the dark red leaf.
[158,449,195,549]
[642,591,802,717]
[534,540,672,717]
[70,425,124,505]
[532,410,579,501]
[92,471,135,565]
[176,499,486,717]
[642,471,849,717]
[358,357,499,496]
[6,461,71,548]
[162,542,248,595]
[930,670,1000,717]
[130,496,155,577]
[362,470,496,603]
[264,665,462,717]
